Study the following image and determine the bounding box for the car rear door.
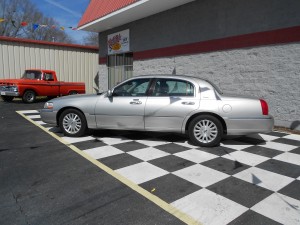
[145,78,199,132]
[95,78,151,130]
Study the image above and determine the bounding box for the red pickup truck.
[0,69,85,103]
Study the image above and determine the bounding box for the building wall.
[132,43,300,130]
[99,0,300,56]
[0,38,99,94]
[97,0,300,130]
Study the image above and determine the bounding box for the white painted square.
[233,167,294,191]
[98,137,131,145]
[27,115,41,119]
[283,134,300,141]
[174,149,218,163]
[34,120,47,125]
[222,151,269,166]
[83,146,124,159]
[173,164,229,187]
[171,189,248,225]
[62,136,95,144]
[20,110,39,114]
[273,152,300,166]
[252,193,300,225]
[128,147,170,161]
[115,162,169,184]
[258,141,297,152]
[221,140,252,150]
[135,139,169,147]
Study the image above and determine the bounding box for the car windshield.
[22,71,42,80]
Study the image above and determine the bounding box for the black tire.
[59,109,87,137]
[22,90,36,103]
[188,115,223,147]
[1,96,14,102]
[69,91,78,95]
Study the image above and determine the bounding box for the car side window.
[152,79,194,97]
[113,78,150,97]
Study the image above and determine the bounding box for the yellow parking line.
[17,111,202,225]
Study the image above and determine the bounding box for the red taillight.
[260,99,269,115]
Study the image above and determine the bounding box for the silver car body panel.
[40,75,274,135]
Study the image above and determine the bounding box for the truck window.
[44,73,54,81]
[22,71,42,80]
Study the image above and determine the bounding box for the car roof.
[130,74,206,83]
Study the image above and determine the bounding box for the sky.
[30,0,91,44]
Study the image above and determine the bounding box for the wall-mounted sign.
[107,29,130,55]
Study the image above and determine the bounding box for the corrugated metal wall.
[0,38,99,94]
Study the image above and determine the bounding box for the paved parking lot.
[18,109,300,225]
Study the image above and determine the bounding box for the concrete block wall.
[133,43,300,131]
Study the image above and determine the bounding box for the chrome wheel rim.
[193,119,218,143]
[63,113,82,134]
[26,92,34,101]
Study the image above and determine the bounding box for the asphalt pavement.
[0,98,185,225]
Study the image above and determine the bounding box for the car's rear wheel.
[188,115,223,147]
[1,96,14,102]
[59,109,87,137]
[22,90,36,103]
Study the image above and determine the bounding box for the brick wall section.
[132,43,300,130]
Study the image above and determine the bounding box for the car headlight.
[44,102,54,109]
[12,86,18,92]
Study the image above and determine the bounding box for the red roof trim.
[0,36,99,51]
[99,26,300,64]
[78,0,138,27]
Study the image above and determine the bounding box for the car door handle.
[182,102,195,105]
[130,100,142,105]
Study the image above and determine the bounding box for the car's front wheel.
[188,115,223,147]
[59,109,87,137]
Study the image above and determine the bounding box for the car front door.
[145,78,199,132]
[95,78,151,130]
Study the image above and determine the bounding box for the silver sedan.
[41,75,274,147]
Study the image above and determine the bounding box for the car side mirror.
[107,89,113,97]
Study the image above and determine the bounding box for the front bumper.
[0,91,20,97]
[40,109,57,125]
[225,116,274,135]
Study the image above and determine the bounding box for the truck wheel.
[1,96,14,102]
[59,109,87,137]
[69,91,78,95]
[188,115,223,147]
[22,90,36,103]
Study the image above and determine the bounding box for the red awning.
[78,0,138,27]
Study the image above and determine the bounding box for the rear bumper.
[225,116,274,135]
[0,91,20,97]
[40,109,57,125]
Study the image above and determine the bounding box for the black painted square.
[140,174,201,203]
[113,141,148,152]
[155,143,191,154]
[207,177,273,208]
[201,157,250,175]
[242,146,283,158]
[228,210,281,225]
[149,155,195,172]
[257,159,300,178]
[278,180,300,201]
[99,153,142,170]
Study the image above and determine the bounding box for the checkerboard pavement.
[21,110,300,225]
